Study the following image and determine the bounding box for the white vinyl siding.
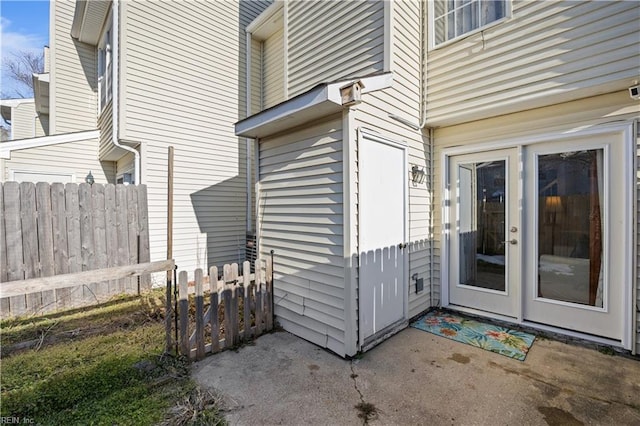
[121,0,270,273]
[349,0,432,318]
[10,102,37,140]
[2,137,115,184]
[287,0,385,97]
[250,39,263,114]
[431,91,639,349]
[263,27,285,109]
[50,0,97,134]
[258,116,347,356]
[636,122,640,355]
[97,100,114,160]
[425,0,640,126]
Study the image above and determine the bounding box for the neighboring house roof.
[0,129,99,159]
[235,72,394,139]
[0,98,35,124]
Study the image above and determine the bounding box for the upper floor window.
[98,19,113,111]
[433,0,508,47]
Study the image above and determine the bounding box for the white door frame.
[357,128,409,348]
[440,121,634,349]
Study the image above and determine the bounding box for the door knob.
[501,239,517,245]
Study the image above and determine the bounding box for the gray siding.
[121,0,270,272]
[287,0,385,97]
[258,116,347,355]
[50,0,97,134]
[425,0,640,127]
[2,137,115,184]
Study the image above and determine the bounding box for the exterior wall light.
[411,165,426,185]
[85,171,95,185]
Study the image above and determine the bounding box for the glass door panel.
[458,161,506,292]
[449,149,518,318]
[537,150,604,308]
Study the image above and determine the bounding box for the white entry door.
[523,133,627,340]
[449,149,519,317]
[359,132,407,343]
[446,127,630,344]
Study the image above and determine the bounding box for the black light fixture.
[85,171,95,185]
[411,165,426,185]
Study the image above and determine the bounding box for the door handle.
[501,239,517,245]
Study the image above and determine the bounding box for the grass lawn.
[0,290,224,425]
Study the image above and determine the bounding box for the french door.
[447,130,629,342]
[449,148,519,318]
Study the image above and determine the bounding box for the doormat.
[411,311,536,361]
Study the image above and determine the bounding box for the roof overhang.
[0,130,99,159]
[0,98,35,123]
[235,73,394,139]
[247,0,284,40]
[32,73,50,115]
[71,0,111,45]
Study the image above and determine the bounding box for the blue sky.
[1,0,50,98]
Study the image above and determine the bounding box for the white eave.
[235,73,393,139]
[71,0,111,45]
[0,98,35,123]
[0,130,100,159]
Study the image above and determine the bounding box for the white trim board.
[0,130,100,159]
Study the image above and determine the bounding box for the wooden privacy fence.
[167,258,273,361]
[0,182,150,318]
[0,260,173,318]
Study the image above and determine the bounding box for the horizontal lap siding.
[263,28,285,109]
[51,0,97,134]
[287,0,385,97]
[426,0,640,126]
[97,101,114,160]
[353,0,432,318]
[11,103,37,140]
[259,116,347,355]
[637,123,640,355]
[2,138,115,184]
[122,1,269,274]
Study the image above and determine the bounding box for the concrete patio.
[193,328,640,425]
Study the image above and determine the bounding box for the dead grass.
[0,290,225,426]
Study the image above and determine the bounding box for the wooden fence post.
[242,261,251,340]
[265,257,273,331]
[210,266,220,353]
[165,274,173,355]
[194,269,205,360]
[178,271,189,357]
[255,259,263,336]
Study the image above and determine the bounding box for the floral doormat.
[411,311,536,361]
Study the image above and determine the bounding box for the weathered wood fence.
[0,182,150,318]
[167,258,273,360]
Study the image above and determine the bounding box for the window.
[98,19,113,111]
[433,0,508,47]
